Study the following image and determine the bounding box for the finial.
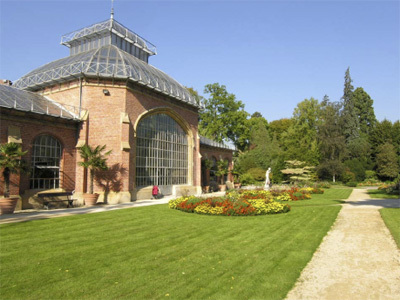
[111,0,114,20]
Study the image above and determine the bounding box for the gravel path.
[286,188,400,300]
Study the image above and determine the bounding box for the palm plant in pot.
[216,159,228,192]
[0,142,28,214]
[78,144,111,206]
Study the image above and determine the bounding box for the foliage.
[282,98,321,164]
[78,144,111,194]
[317,96,346,182]
[199,83,249,151]
[246,168,266,181]
[341,169,356,184]
[239,173,255,185]
[352,87,376,136]
[340,67,359,142]
[376,142,399,180]
[268,118,293,142]
[346,182,358,187]
[201,158,213,170]
[0,142,28,197]
[365,170,376,179]
[215,159,228,184]
[280,160,316,182]
[343,158,370,182]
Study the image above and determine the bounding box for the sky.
[0,0,399,122]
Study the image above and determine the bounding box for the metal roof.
[0,84,80,121]
[61,19,156,56]
[199,136,236,151]
[13,45,199,108]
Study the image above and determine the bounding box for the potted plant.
[216,159,228,192]
[78,144,111,206]
[202,158,213,193]
[0,142,28,214]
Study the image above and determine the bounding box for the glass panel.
[136,114,188,189]
[30,135,62,189]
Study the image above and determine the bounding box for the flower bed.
[169,193,290,216]
[169,187,324,216]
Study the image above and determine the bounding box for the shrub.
[346,182,358,187]
[341,170,356,184]
[365,170,376,179]
[246,168,266,181]
[239,173,255,185]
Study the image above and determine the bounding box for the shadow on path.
[346,198,400,208]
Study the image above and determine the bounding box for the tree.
[352,87,376,136]
[199,83,249,151]
[251,111,263,119]
[317,96,346,182]
[370,119,400,160]
[0,143,28,197]
[282,98,321,165]
[376,142,399,180]
[340,67,359,142]
[280,160,316,182]
[78,144,112,194]
[268,118,293,144]
[235,118,281,180]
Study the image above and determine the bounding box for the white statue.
[264,167,271,190]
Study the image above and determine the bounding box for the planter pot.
[218,185,227,192]
[0,197,19,215]
[83,193,99,207]
[203,186,210,193]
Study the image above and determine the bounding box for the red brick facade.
[0,108,79,209]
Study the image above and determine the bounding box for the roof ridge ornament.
[111,0,114,20]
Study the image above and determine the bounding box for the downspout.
[79,76,83,118]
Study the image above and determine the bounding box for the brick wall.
[0,109,79,207]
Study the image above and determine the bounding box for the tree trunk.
[333,174,336,183]
[3,168,10,198]
[89,169,94,194]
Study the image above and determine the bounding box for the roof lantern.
[61,17,157,63]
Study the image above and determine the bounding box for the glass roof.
[199,136,236,151]
[0,84,80,121]
[61,19,156,55]
[14,45,199,108]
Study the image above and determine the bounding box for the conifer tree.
[341,67,359,142]
[353,87,376,136]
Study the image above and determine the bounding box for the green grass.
[284,188,352,207]
[380,208,400,248]
[0,197,343,300]
[367,189,400,199]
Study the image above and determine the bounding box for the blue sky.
[1,0,399,122]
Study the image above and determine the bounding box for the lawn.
[284,188,352,207]
[0,191,345,300]
[380,208,400,248]
[367,189,400,199]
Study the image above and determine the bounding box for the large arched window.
[136,113,188,193]
[30,135,62,189]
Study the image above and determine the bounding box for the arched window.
[136,113,188,194]
[30,135,62,189]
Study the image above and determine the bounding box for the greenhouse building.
[0,15,234,210]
